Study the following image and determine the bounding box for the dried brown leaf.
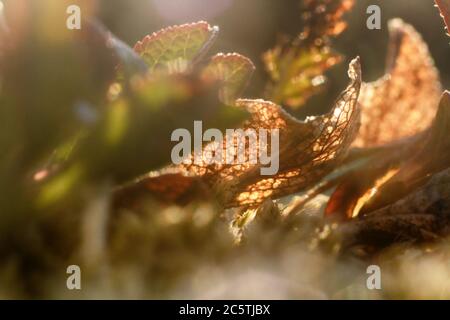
[435,0,450,36]
[326,91,450,221]
[336,167,450,250]
[338,213,443,250]
[353,19,442,148]
[360,91,450,215]
[364,167,450,218]
[118,58,362,209]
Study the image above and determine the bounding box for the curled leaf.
[364,167,450,218]
[360,91,450,215]
[202,53,255,105]
[324,21,443,221]
[336,163,450,250]
[326,92,450,221]
[353,19,442,148]
[116,58,362,208]
[325,167,400,221]
[134,21,219,74]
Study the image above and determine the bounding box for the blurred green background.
[98,0,450,117]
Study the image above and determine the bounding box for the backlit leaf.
[326,92,450,221]
[435,0,450,36]
[202,53,255,105]
[134,21,219,74]
[353,19,442,148]
[263,46,341,108]
[363,167,450,219]
[116,58,362,208]
[360,91,450,215]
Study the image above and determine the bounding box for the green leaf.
[264,46,341,108]
[134,21,219,74]
[202,53,255,105]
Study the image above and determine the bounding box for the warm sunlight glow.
[351,168,400,218]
